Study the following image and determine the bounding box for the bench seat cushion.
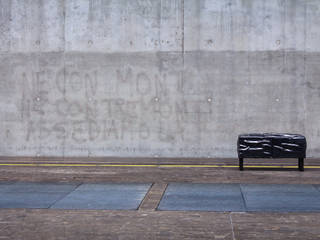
[238,133,306,158]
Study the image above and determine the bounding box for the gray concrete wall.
[0,0,320,158]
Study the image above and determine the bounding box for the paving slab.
[241,184,320,212]
[0,193,69,209]
[158,183,245,212]
[51,183,151,210]
[0,182,78,209]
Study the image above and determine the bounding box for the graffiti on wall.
[1,53,215,156]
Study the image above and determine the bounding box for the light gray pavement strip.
[0,182,79,209]
[158,183,246,212]
[240,184,320,212]
[51,183,152,210]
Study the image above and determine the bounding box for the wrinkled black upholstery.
[238,133,306,158]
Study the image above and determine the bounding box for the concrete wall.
[0,0,320,158]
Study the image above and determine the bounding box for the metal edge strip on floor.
[0,163,320,168]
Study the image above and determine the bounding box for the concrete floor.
[0,157,320,239]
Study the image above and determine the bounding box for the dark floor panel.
[0,193,69,209]
[241,184,320,212]
[0,183,78,208]
[51,183,151,210]
[158,183,245,212]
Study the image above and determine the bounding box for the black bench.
[237,133,307,171]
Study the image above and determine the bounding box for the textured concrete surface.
[2,209,320,240]
[0,210,235,240]
[1,0,320,158]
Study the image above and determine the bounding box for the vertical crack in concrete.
[179,0,185,97]
[62,0,66,52]
[137,182,154,210]
[302,1,307,133]
[159,0,162,50]
[283,0,288,73]
[37,0,43,158]
[229,213,236,240]
[62,0,66,159]
[262,0,265,50]
[229,0,234,52]
[181,0,184,67]
[228,1,236,115]
[38,0,43,52]
[247,2,252,86]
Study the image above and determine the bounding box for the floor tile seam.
[49,183,152,210]
[134,208,320,213]
[245,209,320,213]
[244,194,320,199]
[239,184,248,212]
[48,182,83,209]
[155,183,169,211]
[236,183,320,193]
[137,183,154,210]
[229,213,236,240]
[241,191,320,196]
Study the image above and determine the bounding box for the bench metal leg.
[239,158,244,171]
[298,158,304,171]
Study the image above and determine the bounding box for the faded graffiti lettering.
[11,63,214,156]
